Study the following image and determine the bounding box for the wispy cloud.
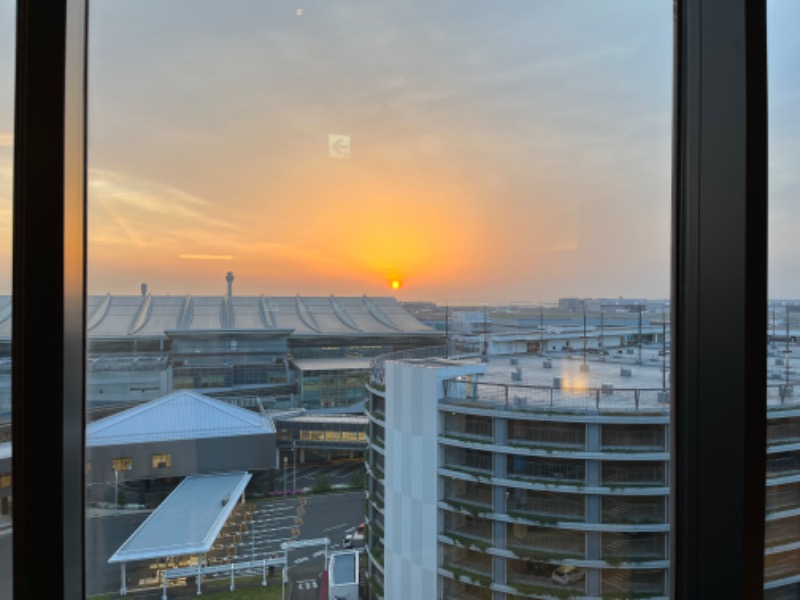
[179,254,234,260]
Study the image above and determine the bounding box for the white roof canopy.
[108,471,251,564]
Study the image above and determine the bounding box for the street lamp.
[292,441,297,495]
[112,466,119,510]
[283,456,288,499]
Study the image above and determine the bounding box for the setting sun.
[391,279,401,290]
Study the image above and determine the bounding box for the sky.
[0,1,798,303]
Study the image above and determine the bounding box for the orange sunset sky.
[1,1,799,302]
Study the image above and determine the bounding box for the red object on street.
[319,570,329,599]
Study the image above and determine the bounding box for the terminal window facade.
[111,457,132,472]
[151,454,172,469]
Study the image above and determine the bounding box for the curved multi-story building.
[364,350,800,599]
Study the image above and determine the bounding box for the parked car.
[552,565,585,585]
[342,522,366,549]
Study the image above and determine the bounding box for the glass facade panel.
[83,1,671,598]
[767,1,800,592]
[0,1,13,595]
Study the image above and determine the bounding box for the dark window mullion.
[672,1,768,598]
[12,1,87,598]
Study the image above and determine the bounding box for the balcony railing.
[508,526,585,561]
[443,378,669,413]
[601,463,666,487]
[766,483,800,514]
[602,533,666,562]
[508,421,586,450]
[601,425,666,451]
[444,379,800,413]
[601,569,666,597]
[601,497,666,525]
[508,490,585,523]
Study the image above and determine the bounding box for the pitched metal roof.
[108,471,251,563]
[87,391,274,447]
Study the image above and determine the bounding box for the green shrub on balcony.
[443,499,489,518]
[510,546,583,561]
[444,532,491,552]
[448,566,492,587]
[507,581,581,599]
[507,511,581,526]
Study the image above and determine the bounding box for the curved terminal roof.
[87,390,275,447]
[108,471,251,564]
[0,294,434,339]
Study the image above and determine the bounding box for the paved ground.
[256,460,365,495]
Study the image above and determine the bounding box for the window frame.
[10,0,768,598]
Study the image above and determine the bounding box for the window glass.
[766,1,800,596]
[0,0,13,596]
[112,457,132,472]
[86,1,671,597]
[151,454,172,469]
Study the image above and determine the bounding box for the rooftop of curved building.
[0,294,438,339]
[388,350,799,412]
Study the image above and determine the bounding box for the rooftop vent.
[601,383,614,394]
[543,359,553,369]
[553,377,563,388]
[657,392,670,404]
[620,368,632,378]
[510,357,519,366]
[511,368,522,381]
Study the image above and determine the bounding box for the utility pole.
[772,303,776,346]
[638,305,643,365]
[540,305,544,355]
[786,308,792,384]
[483,303,488,361]
[582,301,587,366]
[662,308,667,390]
[444,304,449,358]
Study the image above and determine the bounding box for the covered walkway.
[109,471,251,596]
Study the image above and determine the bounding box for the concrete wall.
[383,360,485,600]
[86,433,276,496]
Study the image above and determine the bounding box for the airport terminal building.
[0,280,442,415]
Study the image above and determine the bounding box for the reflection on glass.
[766,2,800,597]
[0,0,13,596]
[86,2,671,598]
